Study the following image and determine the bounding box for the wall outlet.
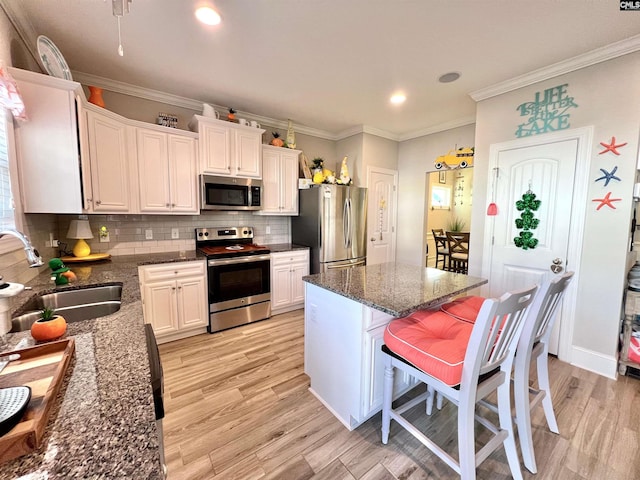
[100,232,110,243]
[171,228,179,239]
[266,226,271,235]
[145,229,153,240]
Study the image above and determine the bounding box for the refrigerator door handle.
[347,198,352,248]
[343,198,349,248]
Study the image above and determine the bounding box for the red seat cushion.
[440,295,485,323]
[384,310,474,386]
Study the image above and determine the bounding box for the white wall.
[336,134,364,187]
[397,124,475,265]
[471,52,640,378]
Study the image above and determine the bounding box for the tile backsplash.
[56,212,291,256]
[0,212,291,284]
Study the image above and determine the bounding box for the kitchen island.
[0,252,199,480]
[303,262,487,430]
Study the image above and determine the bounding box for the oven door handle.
[208,254,271,267]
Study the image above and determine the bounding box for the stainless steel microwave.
[200,175,262,211]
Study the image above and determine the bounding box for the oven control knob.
[204,232,209,237]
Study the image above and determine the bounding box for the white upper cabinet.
[137,128,198,213]
[84,106,137,213]
[9,67,84,213]
[258,145,300,215]
[189,115,264,178]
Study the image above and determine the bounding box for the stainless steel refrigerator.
[291,184,367,274]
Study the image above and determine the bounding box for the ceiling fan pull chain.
[117,16,124,56]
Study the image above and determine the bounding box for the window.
[0,109,16,229]
[431,185,451,209]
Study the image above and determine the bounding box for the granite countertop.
[0,251,200,480]
[303,262,488,317]
[266,243,309,253]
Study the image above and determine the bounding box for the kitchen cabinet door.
[9,68,84,213]
[270,250,309,314]
[85,108,136,212]
[198,120,231,175]
[137,129,198,213]
[233,128,262,178]
[176,276,208,330]
[257,145,300,215]
[143,279,179,337]
[137,128,170,212]
[168,134,198,213]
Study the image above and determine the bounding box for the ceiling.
[3,1,640,140]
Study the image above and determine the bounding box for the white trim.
[398,116,477,142]
[481,126,593,365]
[570,345,618,380]
[470,35,640,101]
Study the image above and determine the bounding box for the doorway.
[424,167,474,268]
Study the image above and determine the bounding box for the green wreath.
[514,190,540,250]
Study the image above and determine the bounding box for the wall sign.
[515,84,578,138]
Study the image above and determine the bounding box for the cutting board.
[0,338,75,463]
[60,253,111,263]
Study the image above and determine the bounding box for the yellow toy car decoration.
[434,147,474,170]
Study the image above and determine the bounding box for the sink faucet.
[0,229,44,267]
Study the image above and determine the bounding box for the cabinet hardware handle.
[171,287,176,290]
[166,203,170,207]
[171,203,175,207]
[174,271,178,275]
[96,200,102,205]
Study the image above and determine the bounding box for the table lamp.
[67,220,94,257]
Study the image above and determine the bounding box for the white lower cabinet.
[139,260,208,344]
[270,250,309,314]
[304,283,419,430]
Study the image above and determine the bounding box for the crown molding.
[398,116,476,142]
[71,71,338,141]
[470,34,640,101]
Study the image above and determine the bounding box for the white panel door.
[234,129,262,178]
[489,139,578,354]
[144,280,179,336]
[366,167,398,265]
[176,277,208,330]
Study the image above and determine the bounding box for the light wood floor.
[159,310,640,480]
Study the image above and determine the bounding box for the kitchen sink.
[10,284,123,332]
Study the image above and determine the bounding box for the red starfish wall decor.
[592,192,622,210]
[599,136,627,155]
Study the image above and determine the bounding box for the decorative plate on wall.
[36,35,72,81]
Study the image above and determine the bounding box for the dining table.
[302,262,487,430]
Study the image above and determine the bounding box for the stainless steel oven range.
[195,227,271,333]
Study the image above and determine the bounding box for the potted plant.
[30,306,67,341]
[447,217,466,232]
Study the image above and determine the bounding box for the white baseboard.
[570,345,618,380]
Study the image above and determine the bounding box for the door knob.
[370,237,376,242]
[550,257,564,274]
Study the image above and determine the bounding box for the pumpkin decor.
[270,132,284,147]
[30,307,67,342]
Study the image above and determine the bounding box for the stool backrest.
[463,284,538,385]
[521,271,574,351]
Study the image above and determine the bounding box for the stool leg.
[381,357,394,444]
[426,385,435,415]
[515,355,537,474]
[497,379,524,480]
[537,351,559,433]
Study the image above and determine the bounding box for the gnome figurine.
[339,156,351,185]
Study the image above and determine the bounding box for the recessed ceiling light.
[390,93,406,105]
[195,6,221,25]
[438,72,461,83]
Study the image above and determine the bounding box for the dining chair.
[431,229,449,270]
[438,272,574,474]
[446,231,469,274]
[381,284,538,480]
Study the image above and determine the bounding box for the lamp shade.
[66,220,94,239]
